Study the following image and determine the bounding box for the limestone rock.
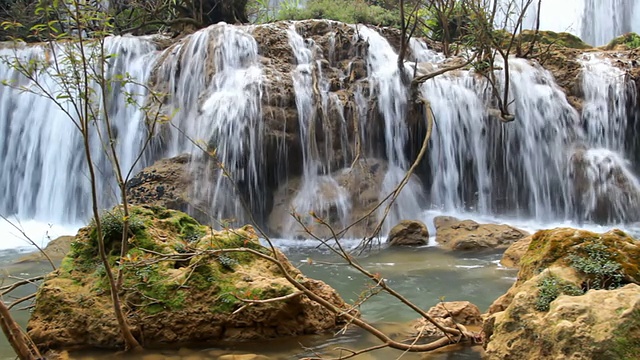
[434,216,528,251]
[387,220,428,246]
[485,275,640,360]
[27,205,354,351]
[407,301,481,342]
[485,227,640,359]
[500,234,533,268]
[16,235,75,263]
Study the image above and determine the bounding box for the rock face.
[484,227,640,359]
[27,205,353,351]
[387,220,428,246]
[126,155,215,224]
[433,216,528,251]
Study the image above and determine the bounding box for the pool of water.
[0,240,516,359]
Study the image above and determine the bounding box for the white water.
[156,24,264,225]
[0,36,157,226]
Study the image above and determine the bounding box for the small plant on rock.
[567,242,624,290]
[535,273,583,312]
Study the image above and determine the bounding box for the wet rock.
[387,220,428,246]
[434,216,528,251]
[27,206,354,351]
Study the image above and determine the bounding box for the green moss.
[514,30,591,49]
[606,33,640,50]
[609,309,640,360]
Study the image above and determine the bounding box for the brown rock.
[387,220,428,246]
[218,355,271,360]
[500,234,533,268]
[434,216,528,251]
[27,206,355,351]
[407,301,482,342]
[16,235,75,263]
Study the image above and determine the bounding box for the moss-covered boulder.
[484,228,640,359]
[27,205,353,351]
[605,32,640,50]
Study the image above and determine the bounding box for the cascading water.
[280,23,352,236]
[421,58,580,221]
[358,26,424,233]
[580,0,639,47]
[579,53,632,151]
[0,36,157,225]
[154,24,264,225]
[514,0,640,46]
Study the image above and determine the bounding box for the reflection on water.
[0,243,516,360]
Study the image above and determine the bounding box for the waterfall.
[1,19,639,250]
[155,24,264,225]
[358,26,424,232]
[279,23,352,236]
[422,58,580,221]
[0,36,157,224]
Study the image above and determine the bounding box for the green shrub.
[568,242,624,290]
[277,0,400,27]
[535,274,583,312]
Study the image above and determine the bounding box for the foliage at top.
[274,0,400,27]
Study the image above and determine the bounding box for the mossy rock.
[605,32,640,50]
[518,228,640,285]
[496,30,592,50]
[28,205,353,351]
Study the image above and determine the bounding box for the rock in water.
[484,227,640,359]
[387,220,429,246]
[27,205,354,351]
[433,216,528,251]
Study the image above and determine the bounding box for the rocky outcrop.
[387,220,428,246]
[433,216,528,251]
[27,205,353,351]
[126,155,215,224]
[484,227,640,359]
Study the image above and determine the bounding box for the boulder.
[407,301,482,343]
[387,220,428,246]
[27,205,354,351]
[433,216,528,251]
[499,234,533,268]
[484,227,640,359]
